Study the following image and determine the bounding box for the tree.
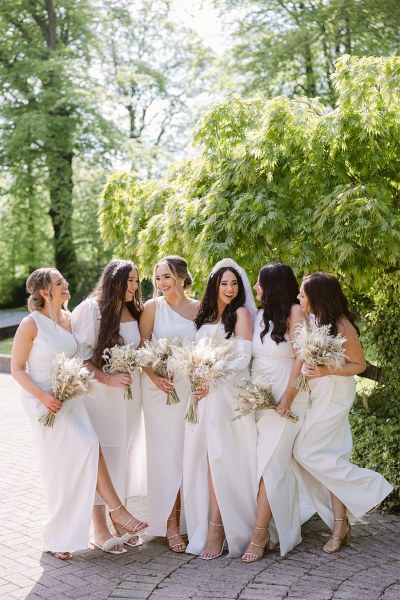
[0,0,115,290]
[98,0,215,177]
[100,55,400,290]
[219,0,400,104]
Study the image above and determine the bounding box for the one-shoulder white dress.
[293,346,393,528]
[20,311,99,552]
[141,296,196,536]
[184,322,258,558]
[72,298,147,504]
[251,311,309,555]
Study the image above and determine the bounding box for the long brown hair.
[302,272,359,336]
[91,260,143,366]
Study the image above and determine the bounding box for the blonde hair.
[26,267,60,320]
[152,255,193,298]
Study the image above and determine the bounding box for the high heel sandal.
[323,517,351,554]
[242,526,269,563]
[166,516,187,553]
[109,504,148,540]
[198,521,227,560]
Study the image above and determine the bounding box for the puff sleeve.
[71,298,101,361]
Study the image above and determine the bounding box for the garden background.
[0,0,399,509]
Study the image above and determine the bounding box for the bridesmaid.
[11,267,150,559]
[242,263,308,562]
[140,255,199,552]
[184,258,258,559]
[293,272,393,553]
[72,259,147,553]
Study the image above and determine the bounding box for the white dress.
[19,311,99,552]
[251,311,309,556]
[141,296,196,536]
[184,323,258,558]
[293,359,393,528]
[72,299,146,505]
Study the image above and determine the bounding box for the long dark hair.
[258,262,300,344]
[302,272,359,336]
[90,259,143,366]
[194,267,246,338]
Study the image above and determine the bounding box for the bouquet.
[39,353,94,428]
[292,321,347,391]
[136,337,182,405]
[168,332,239,424]
[233,373,299,422]
[102,343,140,400]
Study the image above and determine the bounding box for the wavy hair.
[26,267,62,321]
[90,259,143,366]
[194,267,245,338]
[302,272,359,336]
[258,263,300,344]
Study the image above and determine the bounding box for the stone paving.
[1,372,399,600]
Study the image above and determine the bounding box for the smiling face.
[254,277,263,302]
[298,283,311,313]
[46,270,70,306]
[125,268,139,302]
[155,263,180,298]
[217,269,239,310]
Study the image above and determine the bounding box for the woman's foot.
[323,517,350,554]
[94,528,125,554]
[242,526,269,563]
[166,517,186,553]
[51,551,73,561]
[199,521,226,560]
[109,504,148,538]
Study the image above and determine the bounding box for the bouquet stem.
[184,393,199,424]
[39,410,58,428]
[125,386,133,401]
[294,373,309,392]
[166,388,180,405]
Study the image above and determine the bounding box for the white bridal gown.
[141,296,196,536]
[20,311,99,552]
[184,323,258,558]
[251,311,309,556]
[72,299,146,504]
[293,360,393,528]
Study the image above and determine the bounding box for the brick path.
[1,373,399,600]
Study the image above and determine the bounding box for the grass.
[0,337,13,354]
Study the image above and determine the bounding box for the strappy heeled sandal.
[166,516,187,553]
[199,521,227,560]
[323,517,351,554]
[92,536,127,555]
[242,526,270,563]
[109,504,148,539]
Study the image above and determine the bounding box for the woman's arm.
[11,317,62,415]
[276,304,307,417]
[302,317,366,379]
[139,299,174,392]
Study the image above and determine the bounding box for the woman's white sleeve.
[227,339,252,375]
[71,299,100,360]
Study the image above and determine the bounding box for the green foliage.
[350,410,400,512]
[221,0,400,104]
[100,56,400,292]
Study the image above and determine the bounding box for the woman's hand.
[107,373,132,388]
[301,364,331,378]
[148,371,175,394]
[192,383,209,401]
[40,391,63,415]
[275,393,293,418]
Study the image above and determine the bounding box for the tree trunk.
[359,361,383,382]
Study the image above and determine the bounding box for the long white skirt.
[184,379,258,558]
[84,370,146,505]
[141,372,188,536]
[21,394,99,552]
[293,375,393,528]
[256,390,309,556]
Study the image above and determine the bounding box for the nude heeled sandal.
[323,517,351,554]
[242,526,270,563]
[166,515,187,553]
[109,504,148,540]
[198,521,227,560]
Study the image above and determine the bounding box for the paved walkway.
[1,373,399,600]
[0,310,28,329]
